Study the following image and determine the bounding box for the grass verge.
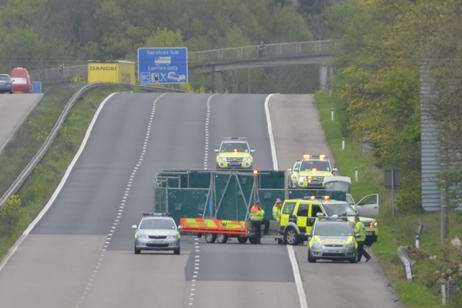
[0,84,135,259]
[0,84,81,196]
[315,90,462,308]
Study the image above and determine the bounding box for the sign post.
[385,168,400,217]
[137,47,188,85]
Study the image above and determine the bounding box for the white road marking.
[264,94,279,171]
[264,93,308,308]
[75,93,168,307]
[0,93,118,273]
[203,94,217,170]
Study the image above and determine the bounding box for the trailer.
[153,169,347,244]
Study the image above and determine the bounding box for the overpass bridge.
[189,40,338,91]
[30,40,339,91]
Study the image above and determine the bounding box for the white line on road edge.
[0,93,117,273]
[288,245,308,308]
[264,94,278,171]
[264,93,308,308]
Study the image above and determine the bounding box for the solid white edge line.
[0,92,118,273]
[264,94,278,171]
[288,245,309,308]
[264,93,308,308]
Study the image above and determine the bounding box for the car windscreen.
[220,142,249,152]
[300,160,330,171]
[140,218,176,230]
[0,75,10,81]
[323,203,356,216]
[314,222,353,236]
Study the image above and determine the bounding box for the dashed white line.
[203,94,217,170]
[75,93,167,307]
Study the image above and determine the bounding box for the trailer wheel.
[205,233,217,243]
[217,234,228,244]
[237,236,248,244]
[249,237,258,244]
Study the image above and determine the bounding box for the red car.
[10,67,32,93]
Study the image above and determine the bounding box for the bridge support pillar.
[319,65,329,90]
[212,71,224,93]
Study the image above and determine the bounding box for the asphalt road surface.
[0,92,400,308]
[0,94,42,153]
[268,94,401,308]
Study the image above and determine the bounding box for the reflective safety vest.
[249,205,265,221]
[272,204,282,222]
[354,221,367,242]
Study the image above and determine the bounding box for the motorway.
[0,92,400,307]
[0,94,42,153]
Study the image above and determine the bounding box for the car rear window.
[11,77,27,84]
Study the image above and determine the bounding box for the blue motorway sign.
[137,47,188,85]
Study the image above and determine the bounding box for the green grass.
[0,84,134,259]
[0,84,80,196]
[315,90,462,308]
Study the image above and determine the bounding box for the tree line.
[322,0,462,211]
[0,0,312,68]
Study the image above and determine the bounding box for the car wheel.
[307,250,316,263]
[134,247,141,254]
[237,236,248,244]
[174,248,180,255]
[205,233,217,243]
[284,227,299,245]
[216,234,228,244]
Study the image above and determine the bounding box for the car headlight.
[243,156,252,163]
[217,156,226,163]
[135,233,146,239]
[344,242,355,250]
[311,241,322,250]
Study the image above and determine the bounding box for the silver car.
[132,214,181,255]
[307,218,357,263]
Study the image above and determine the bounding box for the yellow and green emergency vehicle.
[289,154,336,188]
[307,217,358,263]
[215,137,254,169]
[277,197,378,245]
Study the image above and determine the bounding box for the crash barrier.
[397,246,414,281]
[0,83,184,209]
[154,170,346,223]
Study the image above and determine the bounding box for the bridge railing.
[189,40,338,67]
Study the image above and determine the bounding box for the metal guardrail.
[0,83,182,208]
[397,246,414,281]
[189,40,339,66]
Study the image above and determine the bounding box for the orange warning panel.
[180,218,248,235]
